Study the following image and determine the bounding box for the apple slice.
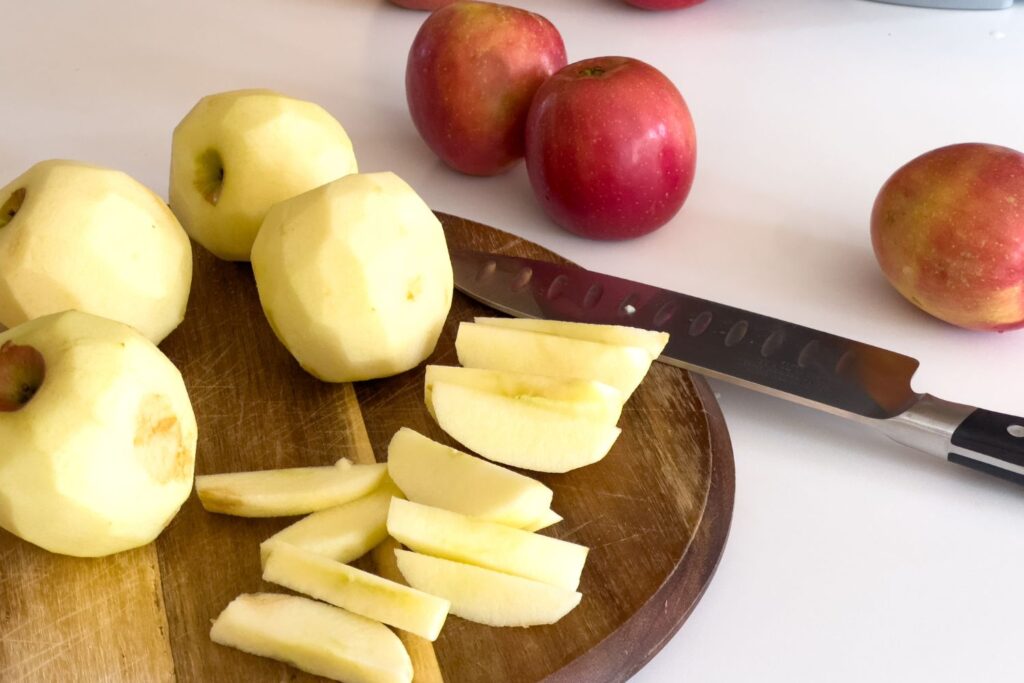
[455,322,652,398]
[474,317,669,360]
[387,498,587,591]
[387,428,552,528]
[522,508,563,532]
[424,365,622,425]
[196,461,386,517]
[210,593,412,683]
[263,543,449,641]
[430,382,620,473]
[395,550,581,627]
[260,484,398,565]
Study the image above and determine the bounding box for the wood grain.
[0,214,734,682]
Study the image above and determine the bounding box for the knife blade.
[451,247,1024,487]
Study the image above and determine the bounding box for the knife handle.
[948,408,1024,485]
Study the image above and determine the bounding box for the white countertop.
[4,0,1024,680]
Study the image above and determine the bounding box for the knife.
[450,248,1024,486]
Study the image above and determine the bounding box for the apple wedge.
[424,365,623,425]
[395,550,581,627]
[210,593,412,683]
[474,317,669,360]
[263,543,449,641]
[196,461,386,517]
[430,382,620,473]
[387,498,587,591]
[260,484,398,565]
[455,322,652,398]
[387,428,552,528]
[522,508,563,532]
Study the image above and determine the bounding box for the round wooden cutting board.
[0,214,734,683]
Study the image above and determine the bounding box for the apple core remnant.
[0,188,25,228]
[0,341,45,412]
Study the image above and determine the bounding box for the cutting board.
[0,213,734,682]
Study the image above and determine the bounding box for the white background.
[3,0,1024,681]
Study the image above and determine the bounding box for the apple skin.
[871,143,1024,331]
[389,0,460,9]
[406,1,567,176]
[624,0,706,8]
[524,56,697,239]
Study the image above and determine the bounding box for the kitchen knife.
[451,248,1024,486]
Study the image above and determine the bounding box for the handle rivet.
[1009,425,1024,438]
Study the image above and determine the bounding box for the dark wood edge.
[544,373,736,683]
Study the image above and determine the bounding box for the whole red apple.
[871,143,1024,331]
[524,56,697,239]
[389,0,459,10]
[624,0,706,9]
[406,2,567,176]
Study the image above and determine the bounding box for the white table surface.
[4,0,1024,681]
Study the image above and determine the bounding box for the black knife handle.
[949,408,1024,485]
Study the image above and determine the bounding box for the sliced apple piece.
[210,593,412,683]
[387,428,552,528]
[522,508,563,532]
[474,317,669,360]
[263,543,449,641]
[196,461,386,517]
[430,382,620,473]
[260,484,398,565]
[395,550,581,627]
[387,498,587,591]
[455,322,652,398]
[424,365,622,425]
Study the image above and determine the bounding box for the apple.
[263,543,450,641]
[871,143,1024,331]
[389,0,459,9]
[170,89,358,261]
[430,382,621,473]
[260,484,399,566]
[395,550,581,627]
[251,172,453,382]
[424,364,624,425]
[473,317,669,360]
[523,508,562,532]
[387,498,589,591]
[455,322,653,398]
[525,56,697,239]
[195,461,387,517]
[211,593,413,683]
[624,0,706,9]
[0,160,192,343]
[406,1,567,175]
[0,311,197,557]
[387,427,553,527]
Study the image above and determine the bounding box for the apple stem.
[0,188,26,229]
[578,66,607,78]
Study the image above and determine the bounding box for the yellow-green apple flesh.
[251,172,453,382]
[387,427,553,527]
[387,498,588,591]
[473,317,669,360]
[170,89,357,261]
[525,56,697,239]
[406,1,566,176]
[871,143,1024,331]
[210,593,413,683]
[263,543,450,641]
[0,160,192,343]
[395,550,581,627]
[0,311,197,557]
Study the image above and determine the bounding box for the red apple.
[406,2,567,176]
[624,0,706,9]
[389,0,459,10]
[871,143,1024,331]
[524,56,697,240]
[0,341,46,412]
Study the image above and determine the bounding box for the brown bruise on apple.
[0,187,26,229]
[134,393,191,484]
[0,341,46,412]
[194,149,224,206]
